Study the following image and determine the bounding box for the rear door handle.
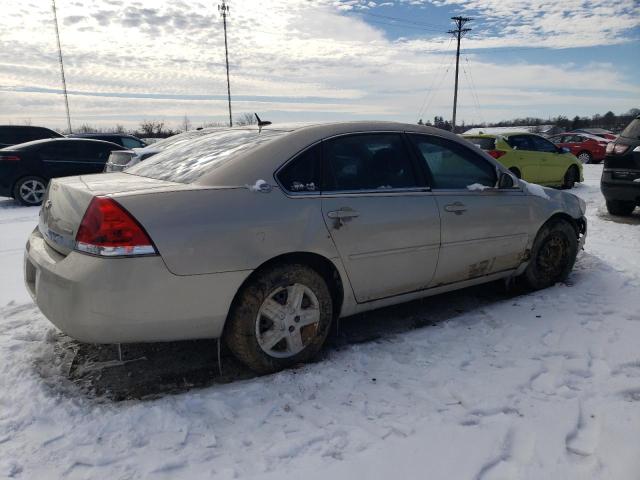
[444,202,467,215]
[327,208,360,219]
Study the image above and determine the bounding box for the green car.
[463,132,583,188]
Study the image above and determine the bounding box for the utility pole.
[219,0,232,127]
[448,16,471,133]
[52,0,72,133]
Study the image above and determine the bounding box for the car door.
[407,133,530,287]
[504,135,541,182]
[37,141,88,179]
[529,135,564,184]
[320,132,441,303]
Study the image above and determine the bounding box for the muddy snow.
[1,164,639,479]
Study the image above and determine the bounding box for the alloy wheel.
[255,283,321,358]
[19,179,46,205]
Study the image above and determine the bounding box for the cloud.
[0,0,637,130]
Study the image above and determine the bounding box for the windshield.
[126,128,289,183]
[620,119,640,140]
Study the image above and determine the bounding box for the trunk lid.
[39,173,188,255]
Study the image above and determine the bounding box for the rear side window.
[465,136,496,150]
[621,119,640,140]
[127,129,288,183]
[409,135,496,189]
[323,134,418,191]
[277,144,321,193]
[82,142,116,162]
[505,135,533,151]
[121,137,143,149]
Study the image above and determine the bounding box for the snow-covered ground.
[1,165,639,479]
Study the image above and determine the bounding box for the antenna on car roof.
[255,113,272,133]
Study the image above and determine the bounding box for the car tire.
[509,167,521,179]
[576,151,592,164]
[224,263,333,374]
[13,176,47,206]
[562,166,579,189]
[521,218,578,291]
[606,199,636,216]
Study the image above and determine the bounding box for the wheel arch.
[225,251,346,332]
[541,212,583,238]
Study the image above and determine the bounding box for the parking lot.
[1,163,639,479]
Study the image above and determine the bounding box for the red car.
[570,128,617,141]
[549,132,610,164]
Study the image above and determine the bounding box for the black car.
[67,133,147,149]
[601,116,640,216]
[0,138,122,206]
[0,125,63,148]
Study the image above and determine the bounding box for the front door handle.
[327,207,359,229]
[327,208,360,219]
[444,202,467,215]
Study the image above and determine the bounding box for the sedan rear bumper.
[24,228,250,344]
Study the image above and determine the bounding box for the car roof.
[0,125,58,130]
[3,137,123,150]
[195,121,479,186]
[68,133,139,138]
[462,131,530,138]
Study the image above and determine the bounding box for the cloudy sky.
[0,0,638,131]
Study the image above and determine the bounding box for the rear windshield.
[126,129,288,183]
[465,136,496,150]
[620,119,640,140]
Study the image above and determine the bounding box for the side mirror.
[498,172,516,189]
[562,147,571,153]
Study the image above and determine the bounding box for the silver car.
[25,122,587,374]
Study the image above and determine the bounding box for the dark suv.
[601,116,640,216]
[67,133,147,149]
[0,125,63,148]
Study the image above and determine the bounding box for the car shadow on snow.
[595,206,640,225]
[46,279,524,401]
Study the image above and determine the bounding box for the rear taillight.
[0,155,20,161]
[606,143,629,155]
[487,150,507,159]
[75,197,156,257]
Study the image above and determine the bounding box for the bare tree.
[180,115,192,132]
[235,112,256,126]
[77,123,98,133]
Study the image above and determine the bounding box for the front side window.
[276,144,321,193]
[323,134,418,191]
[409,135,496,189]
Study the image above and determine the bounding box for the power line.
[352,10,449,31]
[416,37,454,121]
[463,54,485,125]
[417,56,455,122]
[448,16,471,132]
[51,0,71,134]
[219,0,232,127]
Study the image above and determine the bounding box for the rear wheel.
[562,166,579,189]
[509,167,521,179]
[576,151,592,164]
[224,263,333,374]
[13,176,47,206]
[521,219,578,290]
[606,199,636,216]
